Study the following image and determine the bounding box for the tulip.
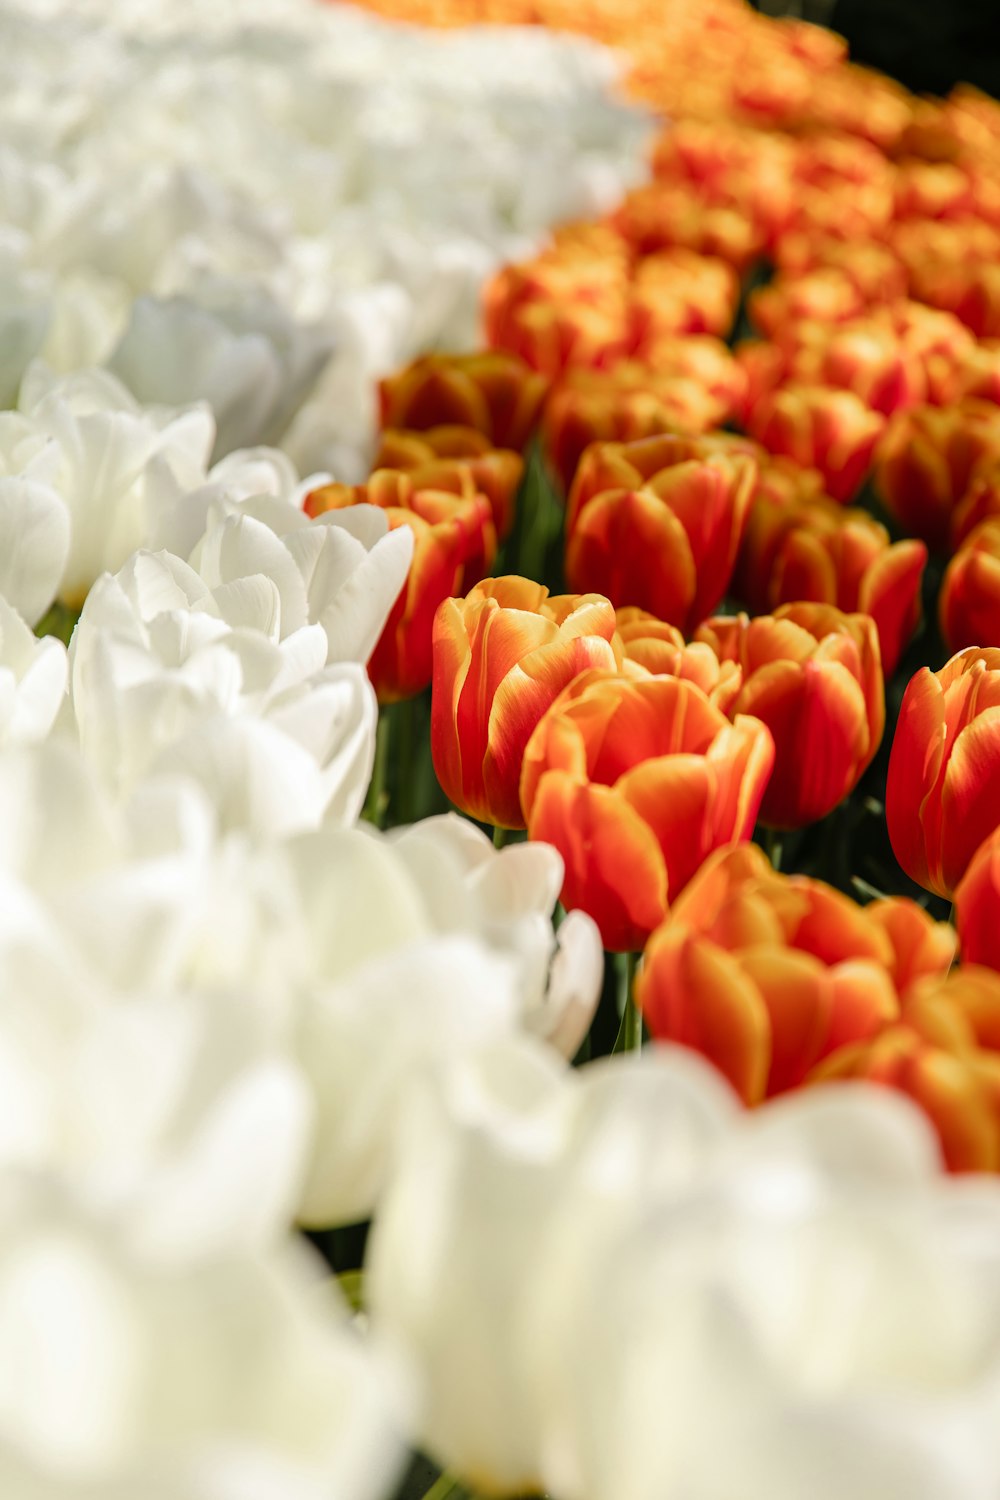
[373,425,524,538]
[612,181,766,271]
[614,606,742,711]
[747,382,886,503]
[0,595,68,748]
[874,400,1000,553]
[940,520,1000,653]
[748,270,868,341]
[811,967,1000,1173]
[306,469,496,701]
[636,843,945,1103]
[542,351,745,490]
[519,670,774,951]
[378,351,548,452]
[951,455,1000,548]
[735,494,926,674]
[564,435,757,633]
[430,577,621,829]
[627,248,740,344]
[484,255,629,376]
[956,827,1000,974]
[697,603,884,829]
[887,647,1000,897]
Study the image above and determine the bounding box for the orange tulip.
[952,455,1000,548]
[378,351,548,452]
[519,671,774,952]
[811,969,1000,1173]
[627,248,740,345]
[483,255,629,376]
[306,469,495,703]
[773,236,907,305]
[735,495,926,674]
[746,383,886,503]
[940,520,1000,654]
[542,349,745,490]
[614,606,743,712]
[748,270,868,341]
[874,400,1000,553]
[373,427,523,539]
[886,648,1000,898]
[636,843,951,1104]
[564,434,756,633]
[430,578,621,830]
[697,603,884,829]
[955,827,1000,974]
[612,181,766,272]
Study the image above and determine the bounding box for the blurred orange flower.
[378,351,548,452]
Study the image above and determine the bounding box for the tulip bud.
[378,351,548,452]
[637,843,947,1104]
[373,426,524,539]
[736,495,926,674]
[697,603,884,829]
[887,647,1000,897]
[306,469,496,702]
[747,383,886,503]
[542,351,745,490]
[874,400,1000,553]
[520,670,774,952]
[565,434,756,633]
[614,606,743,711]
[430,577,621,830]
[940,520,1000,654]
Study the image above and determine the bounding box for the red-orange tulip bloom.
[564,435,756,633]
[940,520,1000,654]
[542,350,745,490]
[627,248,740,344]
[697,603,885,829]
[612,182,766,272]
[373,427,523,540]
[430,578,621,830]
[614,607,743,712]
[736,495,926,674]
[306,470,495,703]
[378,351,548,452]
[483,255,628,376]
[812,969,1000,1172]
[637,843,951,1104]
[748,270,868,341]
[874,400,1000,553]
[951,456,1000,549]
[519,671,774,952]
[887,648,1000,897]
[956,827,1000,974]
[747,383,886,503]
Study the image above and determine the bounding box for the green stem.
[363,710,391,829]
[612,951,641,1053]
[419,1475,475,1500]
[493,824,508,849]
[764,826,783,872]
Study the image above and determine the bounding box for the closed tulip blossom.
[940,520,1000,653]
[697,603,884,829]
[565,434,757,633]
[736,494,926,673]
[373,425,524,538]
[951,455,1000,549]
[637,843,953,1104]
[812,966,1000,1172]
[747,382,886,503]
[875,400,1000,553]
[306,469,496,702]
[519,670,774,951]
[542,346,746,490]
[956,827,1000,974]
[614,607,743,711]
[378,350,548,452]
[431,577,622,830]
[888,648,1000,898]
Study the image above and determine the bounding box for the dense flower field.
[5,0,1000,1495]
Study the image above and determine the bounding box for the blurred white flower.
[0,597,66,747]
[0,1175,403,1500]
[368,1042,1000,1500]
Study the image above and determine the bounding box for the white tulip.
[0,1175,402,1500]
[0,596,67,747]
[368,1042,1000,1500]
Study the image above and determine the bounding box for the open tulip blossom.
[7,0,1000,1494]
